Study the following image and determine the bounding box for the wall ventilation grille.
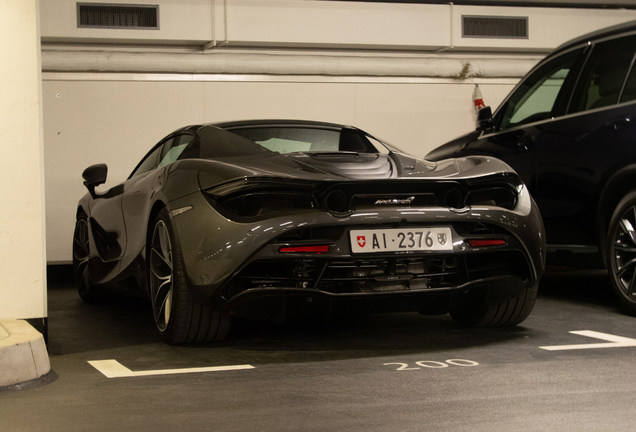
[462,16,528,39]
[77,3,159,29]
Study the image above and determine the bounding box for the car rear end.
[168,168,544,325]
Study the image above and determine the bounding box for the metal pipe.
[41,50,539,78]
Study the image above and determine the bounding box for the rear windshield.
[231,127,341,153]
[188,125,397,159]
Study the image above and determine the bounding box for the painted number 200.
[384,359,479,370]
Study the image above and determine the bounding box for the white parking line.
[540,330,636,351]
[88,359,255,378]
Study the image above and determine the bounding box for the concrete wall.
[0,0,47,321]
[39,0,636,50]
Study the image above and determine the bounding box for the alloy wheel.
[612,205,636,299]
[150,220,174,332]
[73,217,91,296]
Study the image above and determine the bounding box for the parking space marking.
[384,359,480,371]
[88,359,255,378]
[540,330,636,351]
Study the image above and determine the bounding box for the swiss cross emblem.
[357,236,366,247]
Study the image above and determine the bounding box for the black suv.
[427,20,636,313]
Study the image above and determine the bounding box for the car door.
[120,133,197,265]
[87,139,165,265]
[443,47,586,198]
[86,181,128,264]
[534,35,636,247]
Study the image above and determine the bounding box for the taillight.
[467,239,506,247]
[279,245,330,254]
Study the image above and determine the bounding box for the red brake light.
[467,239,506,247]
[279,245,330,254]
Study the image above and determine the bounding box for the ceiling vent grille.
[462,16,528,39]
[77,3,159,29]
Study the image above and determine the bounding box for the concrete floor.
[2,269,636,431]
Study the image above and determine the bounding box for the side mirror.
[476,106,494,131]
[82,163,108,199]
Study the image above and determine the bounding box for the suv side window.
[621,63,636,104]
[496,48,583,131]
[569,35,636,114]
[619,38,636,104]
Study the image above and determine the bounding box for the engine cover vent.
[77,3,159,29]
[462,16,528,39]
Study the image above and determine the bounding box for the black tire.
[148,208,231,344]
[72,212,104,303]
[449,283,538,327]
[607,190,636,314]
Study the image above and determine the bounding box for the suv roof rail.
[554,19,636,54]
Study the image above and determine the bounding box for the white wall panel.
[40,0,213,44]
[40,0,636,51]
[223,0,450,49]
[40,0,451,48]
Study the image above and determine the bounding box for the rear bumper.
[169,185,545,307]
[219,275,529,320]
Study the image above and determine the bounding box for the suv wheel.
[607,190,636,314]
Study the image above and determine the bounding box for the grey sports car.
[73,120,545,344]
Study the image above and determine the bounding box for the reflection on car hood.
[286,152,394,179]
[195,151,516,193]
[234,151,513,181]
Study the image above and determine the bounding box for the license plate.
[350,227,453,253]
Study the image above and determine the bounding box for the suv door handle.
[607,117,631,130]
[517,134,537,151]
